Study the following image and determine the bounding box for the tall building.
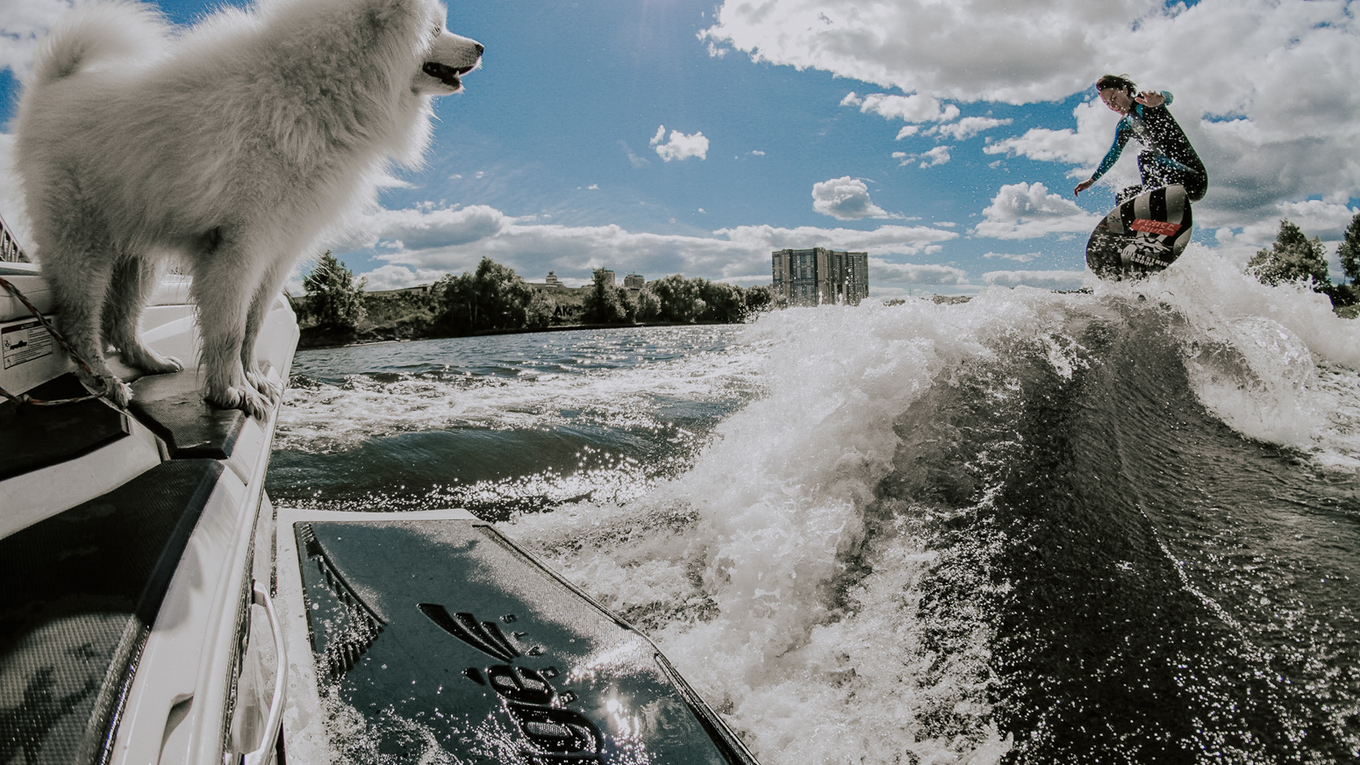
[623,273,645,292]
[771,248,869,306]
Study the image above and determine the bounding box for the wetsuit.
[1090,91,1207,203]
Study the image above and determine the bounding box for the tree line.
[297,253,776,341]
[1248,210,1360,313]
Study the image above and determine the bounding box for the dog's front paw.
[78,370,133,409]
[245,368,283,403]
[120,343,184,375]
[208,384,271,420]
[144,354,184,375]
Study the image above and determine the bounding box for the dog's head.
[415,21,482,95]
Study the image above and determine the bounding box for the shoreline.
[296,319,739,351]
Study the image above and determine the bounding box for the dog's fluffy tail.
[28,0,170,86]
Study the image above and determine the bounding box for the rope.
[0,274,122,408]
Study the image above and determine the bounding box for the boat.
[0,257,759,764]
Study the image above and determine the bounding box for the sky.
[1,0,1358,298]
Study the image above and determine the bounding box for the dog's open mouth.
[422,62,474,89]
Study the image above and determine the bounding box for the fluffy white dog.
[14,0,481,417]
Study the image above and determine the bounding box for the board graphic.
[1086,184,1194,279]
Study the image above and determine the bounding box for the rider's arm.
[1088,120,1132,183]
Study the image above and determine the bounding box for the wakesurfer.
[1073,75,1207,204]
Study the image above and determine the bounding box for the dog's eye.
[431,25,442,38]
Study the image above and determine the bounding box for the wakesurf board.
[275,507,759,765]
[1086,184,1194,279]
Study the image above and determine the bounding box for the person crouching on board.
[1073,74,1207,204]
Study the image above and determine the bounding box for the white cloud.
[917,146,950,168]
[1275,200,1359,239]
[983,270,1088,290]
[356,264,452,292]
[337,203,958,290]
[811,176,891,220]
[704,0,1360,224]
[650,125,709,162]
[0,0,71,75]
[871,258,970,286]
[983,251,1041,263]
[931,116,1013,141]
[842,91,959,123]
[974,182,1100,240]
[357,205,511,251]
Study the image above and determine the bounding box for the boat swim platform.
[1,264,299,765]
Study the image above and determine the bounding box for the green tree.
[302,251,367,330]
[1338,211,1360,285]
[648,274,705,323]
[634,289,662,323]
[525,290,556,329]
[1247,219,1331,289]
[698,280,745,323]
[582,268,630,324]
[437,257,535,333]
[743,285,775,317]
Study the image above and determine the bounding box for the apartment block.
[771,248,869,306]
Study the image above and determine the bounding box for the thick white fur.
[14,0,481,417]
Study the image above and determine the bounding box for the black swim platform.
[0,368,248,480]
[0,459,224,765]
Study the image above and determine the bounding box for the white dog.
[14,0,481,417]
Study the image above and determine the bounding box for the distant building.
[544,271,565,289]
[623,273,645,293]
[771,248,869,306]
[596,269,616,288]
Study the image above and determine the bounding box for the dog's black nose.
[474,43,484,57]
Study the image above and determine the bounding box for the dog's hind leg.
[39,232,134,408]
[189,233,271,419]
[103,256,183,375]
[239,254,293,404]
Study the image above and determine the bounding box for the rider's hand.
[1136,90,1165,108]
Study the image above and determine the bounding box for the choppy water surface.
[269,250,1360,764]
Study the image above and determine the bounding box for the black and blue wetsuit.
[1090,91,1207,203]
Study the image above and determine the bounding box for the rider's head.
[1096,74,1137,115]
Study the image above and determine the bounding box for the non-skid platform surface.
[0,459,223,765]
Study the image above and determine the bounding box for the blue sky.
[2,0,1358,297]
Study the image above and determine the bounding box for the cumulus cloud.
[650,125,709,162]
[0,0,71,74]
[974,182,1100,240]
[704,0,1360,225]
[931,116,1013,141]
[983,251,1041,263]
[983,270,1088,290]
[842,91,959,123]
[336,203,958,292]
[871,258,970,286]
[917,146,950,168]
[358,205,511,250]
[811,176,891,220]
[1275,200,1359,239]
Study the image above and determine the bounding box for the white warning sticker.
[2,319,54,370]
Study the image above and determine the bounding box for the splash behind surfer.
[1074,75,1207,204]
